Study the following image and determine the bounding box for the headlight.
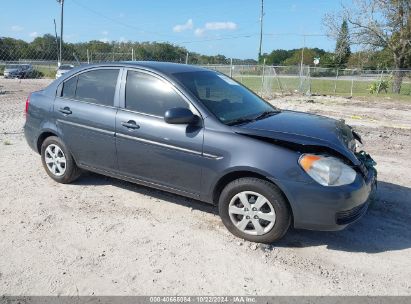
[299,154,357,186]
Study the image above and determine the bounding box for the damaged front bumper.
[276,151,377,231]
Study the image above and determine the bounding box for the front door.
[115,69,203,195]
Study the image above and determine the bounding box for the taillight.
[25,94,30,118]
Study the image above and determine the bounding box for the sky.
[0,0,348,59]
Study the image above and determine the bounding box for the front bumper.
[277,160,377,231]
[4,73,21,78]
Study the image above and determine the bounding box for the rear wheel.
[218,177,291,243]
[40,136,81,184]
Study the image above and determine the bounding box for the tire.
[218,177,291,243]
[40,136,81,184]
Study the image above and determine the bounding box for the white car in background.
[55,64,74,79]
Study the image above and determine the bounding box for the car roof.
[78,61,211,76]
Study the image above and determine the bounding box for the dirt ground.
[0,78,410,296]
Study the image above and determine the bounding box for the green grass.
[235,75,411,101]
[33,65,57,78]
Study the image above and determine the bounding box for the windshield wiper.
[253,109,281,121]
[226,110,281,126]
[226,117,256,126]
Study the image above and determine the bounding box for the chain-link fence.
[1,49,411,108]
[207,64,411,98]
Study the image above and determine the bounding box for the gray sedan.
[24,62,377,243]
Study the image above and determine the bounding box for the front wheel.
[218,177,291,243]
[40,136,81,184]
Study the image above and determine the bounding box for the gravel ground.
[0,78,410,295]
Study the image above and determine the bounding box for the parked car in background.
[23,62,377,243]
[56,64,74,79]
[3,64,33,79]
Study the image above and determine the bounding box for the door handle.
[121,120,140,129]
[58,107,72,115]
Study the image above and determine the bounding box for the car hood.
[231,110,360,165]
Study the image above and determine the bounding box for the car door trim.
[116,132,222,159]
[116,132,202,156]
[57,119,115,136]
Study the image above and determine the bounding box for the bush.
[368,79,390,94]
[28,69,44,79]
[34,66,56,79]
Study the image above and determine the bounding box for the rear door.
[54,67,121,171]
[115,69,203,194]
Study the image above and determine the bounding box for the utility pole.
[57,0,64,66]
[53,19,59,66]
[300,34,306,71]
[258,0,264,60]
[299,34,306,93]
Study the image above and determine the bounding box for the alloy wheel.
[228,191,276,235]
[44,144,67,176]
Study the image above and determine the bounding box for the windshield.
[173,71,278,125]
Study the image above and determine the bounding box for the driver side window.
[125,70,188,117]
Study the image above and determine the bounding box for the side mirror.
[164,107,198,124]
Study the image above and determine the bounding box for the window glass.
[173,71,276,124]
[75,69,119,106]
[125,71,188,116]
[61,76,77,99]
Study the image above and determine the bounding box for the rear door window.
[61,69,119,106]
[76,69,119,106]
[61,76,77,99]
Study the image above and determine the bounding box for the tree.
[262,49,293,65]
[0,37,32,61]
[282,48,326,66]
[324,0,411,93]
[334,20,351,67]
[31,34,59,60]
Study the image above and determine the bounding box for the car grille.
[336,203,369,225]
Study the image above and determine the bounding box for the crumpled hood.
[231,110,360,165]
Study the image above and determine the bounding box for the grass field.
[33,65,57,78]
[236,76,411,100]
